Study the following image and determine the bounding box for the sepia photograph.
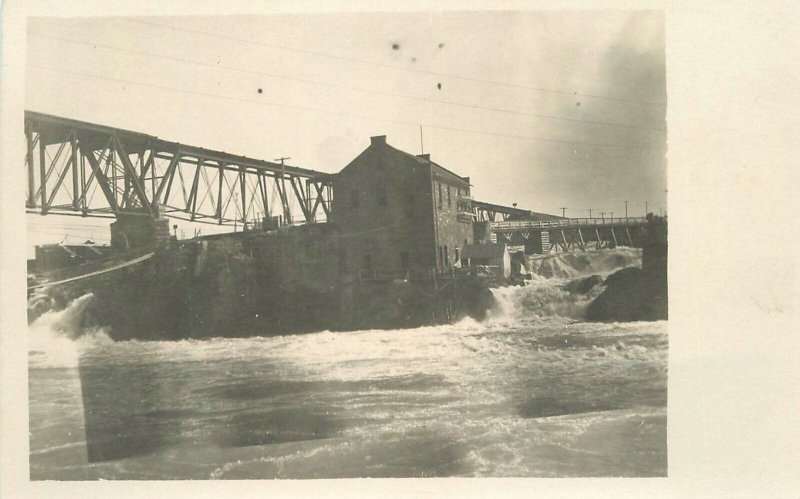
[19,9,671,480]
[3,1,800,496]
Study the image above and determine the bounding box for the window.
[444,245,449,266]
[447,186,451,207]
[437,182,443,208]
[455,248,460,264]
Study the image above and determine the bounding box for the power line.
[29,31,665,133]
[123,17,667,108]
[28,64,666,152]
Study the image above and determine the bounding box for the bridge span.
[490,217,650,253]
[25,111,332,228]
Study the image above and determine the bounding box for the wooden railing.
[490,216,648,231]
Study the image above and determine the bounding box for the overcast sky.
[25,10,666,251]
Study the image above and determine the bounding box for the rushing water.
[28,247,667,479]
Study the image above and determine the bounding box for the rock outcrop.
[585,215,667,322]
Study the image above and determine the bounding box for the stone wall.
[431,171,473,271]
[109,206,172,250]
[332,137,438,276]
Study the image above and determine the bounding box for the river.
[28,247,667,479]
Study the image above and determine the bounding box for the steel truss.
[25,111,333,227]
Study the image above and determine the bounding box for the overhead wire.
[29,31,665,133]
[27,64,665,152]
[123,17,667,108]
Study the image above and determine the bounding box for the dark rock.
[585,215,668,322]
[563,274,604,294]
[585,267,667,322]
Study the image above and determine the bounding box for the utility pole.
[600,211,606,222]
[624,200,628,219]
[419,125,424,155]
[587,208,593,219]
[560,207,567,218]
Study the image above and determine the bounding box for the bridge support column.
[523,230,544,254]
[110,205,171,251]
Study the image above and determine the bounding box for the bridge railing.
[490,217,648,231]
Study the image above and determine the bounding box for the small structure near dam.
[25,112,660,338]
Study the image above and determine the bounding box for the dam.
[25,111,660,339]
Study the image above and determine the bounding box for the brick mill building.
[331,135,475,278]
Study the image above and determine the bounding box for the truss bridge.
[24,111,332,228]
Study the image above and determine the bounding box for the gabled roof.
[335,136,469,186]
[386,144,470,185]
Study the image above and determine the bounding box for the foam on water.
[525,247,642,280]
[489,247,642,323]
[27,247,666,478]
[28,293,113,369]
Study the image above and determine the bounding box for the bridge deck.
[490,217,648,231]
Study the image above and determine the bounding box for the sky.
[25,10,666,254]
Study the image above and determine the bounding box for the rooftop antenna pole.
[419,125,424,155]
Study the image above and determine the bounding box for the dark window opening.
[447,186,451,207]
[437,182,443,208]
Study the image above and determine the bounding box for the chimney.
[416,153,430,161]
[370,135,386,146]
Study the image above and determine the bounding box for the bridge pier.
[523,232,545,254]
[110,205,171,251]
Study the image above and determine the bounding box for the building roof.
[336,135,470,186]
[388,145,470,185]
